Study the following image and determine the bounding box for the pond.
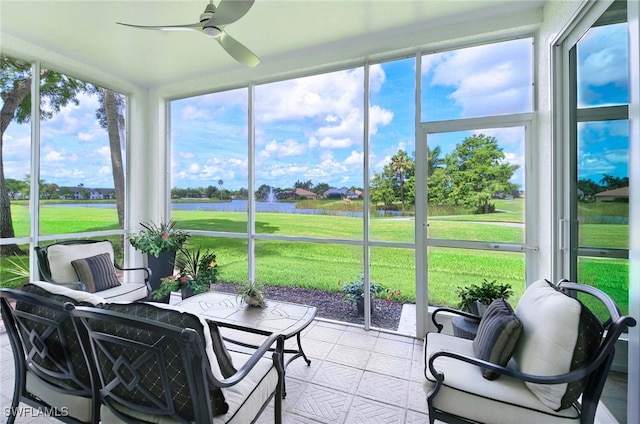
[48,200,410,218]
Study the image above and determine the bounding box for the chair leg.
[6,370,23,424]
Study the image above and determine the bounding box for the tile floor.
[0,319,626,423]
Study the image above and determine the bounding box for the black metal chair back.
[0,286,100,424]
[70,305,231,423]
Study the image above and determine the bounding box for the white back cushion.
[513,279,581,410]
[47,241,114,283]
[31,281,105,305]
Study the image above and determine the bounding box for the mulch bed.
[214,282,403,330]
[0,283,404,332]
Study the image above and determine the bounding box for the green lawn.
[1,201,629,314]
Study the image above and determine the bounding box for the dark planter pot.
[147,250,177,303]
[356,298,373,316]
[181,287,194,300]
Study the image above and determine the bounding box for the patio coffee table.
[176,290,317,396]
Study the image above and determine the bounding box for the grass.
[1,201,630,315]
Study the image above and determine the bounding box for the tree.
[218,179,224,200]
[294,179,314,190]
[444,134,519,214]
[313,182,330,195]
[1,55,89,256]
[369,170,396,208]
[389,150,414,211]
[427,146,445,177]
[95,88,126,229]
[599,174,628,190]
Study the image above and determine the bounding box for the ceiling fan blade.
[116,22,202,32]
[216,31,260,67]
[211,0,255,26]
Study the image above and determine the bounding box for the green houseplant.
[339,274,389,315]
[237,280,267,308]
[152,246,219,300]
[128,220,191,302]
[127,220,190,257]
[455,278,513,315]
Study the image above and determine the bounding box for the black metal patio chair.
[0,283,102,423]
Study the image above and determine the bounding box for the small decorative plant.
[455,279,513,313]
[339,274,389,304]
[237,280,267,308]
[128,219,190,257]
[152,246,218,299]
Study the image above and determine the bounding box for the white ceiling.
[1,1,546,91]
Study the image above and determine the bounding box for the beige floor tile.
[310,361,363,394]
[290,384,352,423]
[365,351,412,379]
[344,396,404,423]
[373,337,415,359]
[356,371,409,408]
[326,344,371,369]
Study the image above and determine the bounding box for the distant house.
[594,187,629,202]
[294,188,317,199]
[323,188,346,199]
[59,186,116,200]
[323,188,362,200]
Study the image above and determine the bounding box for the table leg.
[277,336,287,398]
[296,332,311,366]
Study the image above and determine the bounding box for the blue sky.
[3,27,628,191]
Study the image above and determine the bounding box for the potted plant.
[339,274,389,315]
[455,279,513,316]
[152,245,219,300]
[237,280,267,308]
[128,220,190,302]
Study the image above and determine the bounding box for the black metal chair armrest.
[428,349,599,388]
[431,307,481,333]
[213,333,283,387]
[115,264,152,282]
[115,264,153,299]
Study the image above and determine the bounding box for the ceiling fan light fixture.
[203,26,222,38]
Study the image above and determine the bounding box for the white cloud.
[44,150,65,162]
[344,151,363,166]
[315,137,352,149]
[256,67,393,151]
[78,132,94,141]
[262,139,306,158]
[180,104,211,120]
[425,38,532,117]
[578,24,628,88]
[369,105,393,135]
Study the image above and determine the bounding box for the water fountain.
[267,186,276,203]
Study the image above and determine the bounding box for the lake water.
[48,199,409,217]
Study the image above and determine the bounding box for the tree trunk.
[102,89,125,230]
[0,72,32,257]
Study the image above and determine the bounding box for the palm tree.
[427,146,445,177]
[390,150,412,211]
[218,179,224,200]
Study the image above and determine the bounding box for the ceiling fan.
[117,0,259,67]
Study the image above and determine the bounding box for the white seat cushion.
[98,282,148,302]
[424,332,580,424]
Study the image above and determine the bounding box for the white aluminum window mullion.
[29,61,41,280]
[363,63,371,330]
[415,52,428,337]
[248,83,256,283]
